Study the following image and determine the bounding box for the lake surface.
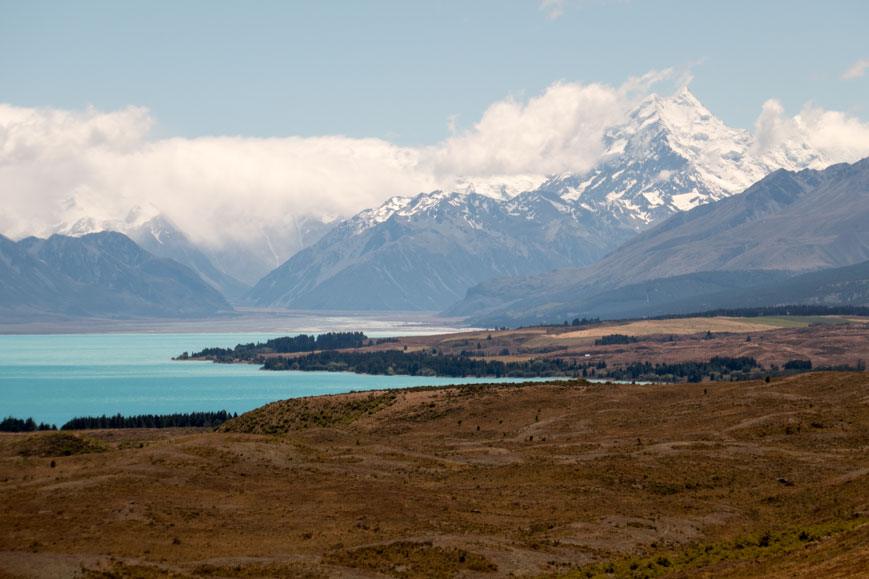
[0,333,560,427]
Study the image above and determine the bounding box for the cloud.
[424,81,630,178]
[3,68,867,259]
[841,58,869,80]
[538,0,631,21]
[753,99,795,153]
[752,98,869,162]
[0,109,435,249]
[539,0,564,20]
[0,74,663,250]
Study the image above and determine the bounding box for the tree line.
[0,411,239,432]
[177,331,368,362]
[600,356,760,382]
[262,349,581,378]
[61,410,236,430]
[0,416,57,432]
[594,334,638,346]
[653,304,869,320]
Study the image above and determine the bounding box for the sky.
[1,0,868,248]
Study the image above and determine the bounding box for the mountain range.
[248,88,834,311]
[447,158,869,325]
[55,205,332,295]
[4,88,866,322]
[0,232,231,319]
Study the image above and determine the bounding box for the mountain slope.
[449,158,869,325]
[54,207,332,290]
[0,235,74,314]
[249,191,634,310]
[126,216,250,301]
[250,89,832,311]
[1,232,232,318]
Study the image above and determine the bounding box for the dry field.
[1,372,867,578]
[351,317,869,371]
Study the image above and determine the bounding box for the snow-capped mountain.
[537,87,829,228]
[248,188,633,310]
[249,88,835,311]
[449,157,869,326]
[53,207,250,300]
[51,205,334,300]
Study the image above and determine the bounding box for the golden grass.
[1,372,867,578]
[553,317,789,341]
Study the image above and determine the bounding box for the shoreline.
[0,308,472,336]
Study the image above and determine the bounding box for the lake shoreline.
[0,308,471,336]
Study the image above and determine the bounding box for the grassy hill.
[1,371,867,577]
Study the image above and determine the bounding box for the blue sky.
[2,0,866,145]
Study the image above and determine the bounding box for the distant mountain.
[54,206,332,291]
[248,190,634,310]
[0,232,231,318]
[250,88,831,311]
[125,216,250,301]
[536,88,827,228]
[0,235,73,314]
[448,158,869,325]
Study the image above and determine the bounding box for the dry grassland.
[1,372,867,578]
[361,318,869,372]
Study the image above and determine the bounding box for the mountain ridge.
[449,158,869,325]
[249,89,835,311]
[0,231,232,319]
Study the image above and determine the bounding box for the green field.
[735,315,851,328]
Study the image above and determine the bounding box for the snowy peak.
[247,88,857,313]
[451,174,548,200]
[53,203,162,238]
[345,193,438,234]
[340,88,834,243]
[541,87,834,228]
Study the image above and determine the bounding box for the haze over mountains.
[55,205,332,292]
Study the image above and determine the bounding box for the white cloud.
[0,75,659,249]
[752,98,869,162]
[3,69,867,259]
[753,99,795,153]
[424,81,628,178]
[0,105,435,248]
[538,0,631,21]
[539,0,564,20]
[841,58,869,80]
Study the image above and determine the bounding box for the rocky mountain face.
[250,89,832,311]
[248,190,634,310]
[448,158,869,325]
[0,232,231,318]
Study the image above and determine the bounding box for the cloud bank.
[2,71,869,252]
[0,75,650,248]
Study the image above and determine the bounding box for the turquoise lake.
[0,333,559,427]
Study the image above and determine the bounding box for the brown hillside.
[1,372,867,577]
